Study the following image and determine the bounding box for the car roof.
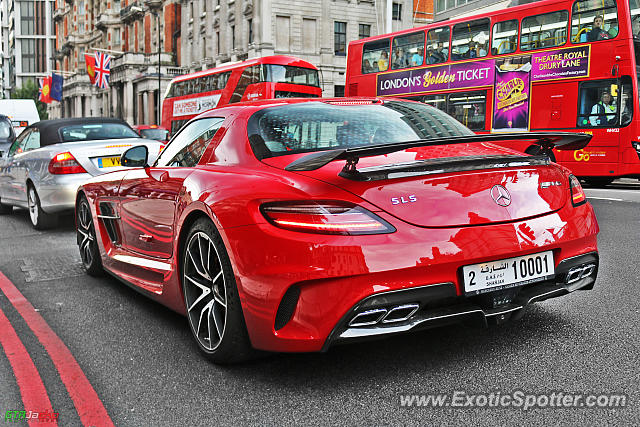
[26,117,132,146]
[199,97,385,119]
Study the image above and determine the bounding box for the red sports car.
[76,98,599,363]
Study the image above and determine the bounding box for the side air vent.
[274,286,301,331]
[98,202,120,244]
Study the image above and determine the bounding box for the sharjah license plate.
[463,251,555,295]
[98,156,121,168]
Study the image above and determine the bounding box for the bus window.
[391,32,425,69]
[447,91,487,131]
[425,26,450,64]
[577,77,632,127]
[414,94,447,112]
[631,0,640,38]
[571,0,618,43]
[521,10,568,51]
[451,19,490,61]
[262,64,319,86]
[362,39,391,74]
[492,20,518,55]
[229,65,260,104]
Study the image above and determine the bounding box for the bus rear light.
[48,152,87,175]
[569,175,586,206]
[260,202,395,235]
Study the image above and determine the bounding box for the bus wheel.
[582,177,614,187]
[524,145,556,162]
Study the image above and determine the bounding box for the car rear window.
[139,128,169,141]
[0,120,11,139]
[59,123,139,142]
[247,100,474,159]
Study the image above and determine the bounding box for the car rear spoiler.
[284,132,591,174]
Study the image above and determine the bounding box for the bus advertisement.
[346,0,640,185]
[162,56,322,136]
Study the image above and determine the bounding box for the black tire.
[181,218,256,364]
[524,145,556,162]
[76,195,104,276]
[582,177,614,187]
[27,185,58,230]
[0,199,12,214]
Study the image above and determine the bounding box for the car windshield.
[59,123,139,142]
[0,120,11,139]
[247,101,474,159]
[139,128,169,141]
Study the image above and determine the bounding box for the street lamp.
[152,10,161,126]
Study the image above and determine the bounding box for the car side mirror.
[121,145,149,168]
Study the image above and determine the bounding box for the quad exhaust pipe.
[348,303,420,327]
[566,263,596,284]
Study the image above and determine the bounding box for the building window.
[20,1,35,35]
[202,0,208,13]
[392,3,402,21]
[21,39,36,72]
[276,16,291,51]
[231,25,235,50]
[359,24,371,39]
[114,28,121,46]
[190,3,194,20]
[334,85,345,97]
[216,31,220,54]
[334,21,346,56]
[303,18,316,52]
[248,19,253,44]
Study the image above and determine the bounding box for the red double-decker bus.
[162,56,322,135]
[346,0,640,185]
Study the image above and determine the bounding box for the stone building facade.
[50,0,183,124]
[50,0,432,122]
[180,0,419,98]
[0,0,56,99]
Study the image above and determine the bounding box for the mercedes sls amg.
[76,98,599,363]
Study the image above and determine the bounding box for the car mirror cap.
[121,145,149,168]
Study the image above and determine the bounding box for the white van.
[0,99,40,136]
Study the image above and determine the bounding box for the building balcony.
[53,7,67,22]
[96,10,121,30]
[143,0,163,10]
[120,2,145,23]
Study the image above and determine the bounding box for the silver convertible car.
[0,118,162,229]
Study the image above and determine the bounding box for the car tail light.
[569,175,586,206]
[48,152,87,174]
[260,202,395,235]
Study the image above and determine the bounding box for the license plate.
[98,156,121,168]
[462,251,554,295]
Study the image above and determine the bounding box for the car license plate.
[463,251,554,295]
[98,156,121,168]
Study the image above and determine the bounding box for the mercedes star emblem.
[490,185,511,207]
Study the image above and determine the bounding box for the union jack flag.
[93,51,111,89]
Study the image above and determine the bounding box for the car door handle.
[139,234,153,242]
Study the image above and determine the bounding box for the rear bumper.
[38,173,92,213]
[322,252,598,350]
[224,201,599,353]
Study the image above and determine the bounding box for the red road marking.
[0,308,58,427]
[0,271,114,427]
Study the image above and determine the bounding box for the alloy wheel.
[183,231,227,351]
[28,187,38,226]
[76,200,95,268]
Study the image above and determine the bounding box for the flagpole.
[90,47,124,56]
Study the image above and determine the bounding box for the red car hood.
[261,144,569,228]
